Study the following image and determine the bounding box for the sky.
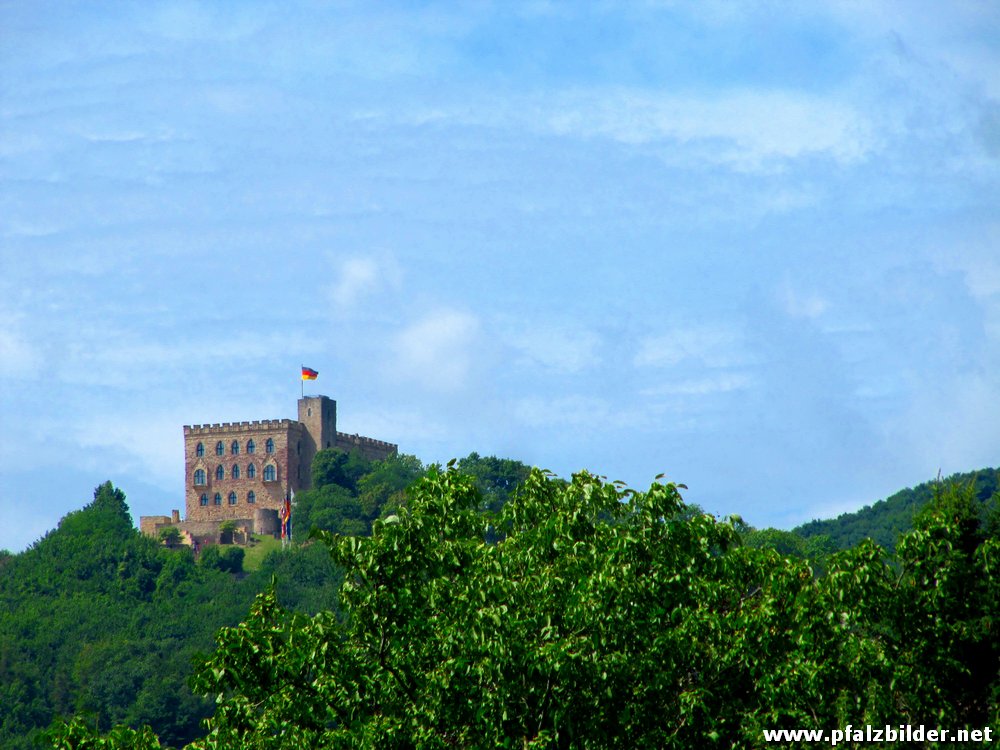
[1,1,999,552]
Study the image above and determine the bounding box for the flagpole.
[300,364,304,399]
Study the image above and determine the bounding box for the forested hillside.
[0,450,530,748]
[794,468,999,551]
[48,466,999,749]
[0,482,345,749]
[5,456,999,747]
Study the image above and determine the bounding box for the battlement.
[335,431,397,451]
[334,431,398,461]
[172,395,396,527]
[184,419,299,435]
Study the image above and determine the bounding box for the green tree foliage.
[47,715,162,749]
[310,448,370,493]
[293,450,425,541]
[0,483,332,749]
[456,452,532,513]
[158,526,181,546]
[741,527,837,564]
[56,466,997,748]
[795,467,999,551]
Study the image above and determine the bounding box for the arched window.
[215,465,224,481]
[247,439,255,454]
[215,441,224,456]
[231,440,239,455]
[263,464,276,482]
[247,463,256,479]
[200,493,208,506]
[196,442,205,457]
[247,491,256,504]
[228,491,237,505]
[194,469,206,486]
[232,464,240,480]
[265,438,275,454]
[213,493,222,505]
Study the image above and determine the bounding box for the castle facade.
[140,395,396,543]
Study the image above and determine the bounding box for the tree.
[46,467,1000,748]
[157,527,181,547]
[163,468,887,746]
[456,452,531,513]
[310,449,369,493]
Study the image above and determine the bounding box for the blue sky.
[2,1,998,552]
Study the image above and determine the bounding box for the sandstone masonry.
[140,395,396,544]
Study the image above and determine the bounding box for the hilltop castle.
[140,395,396,544]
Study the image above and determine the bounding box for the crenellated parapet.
[335,431,398,461]
[171,394,396,533]
[184,419,300,435]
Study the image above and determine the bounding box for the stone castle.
[140,395,396,545]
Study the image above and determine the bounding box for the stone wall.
[140,394,396,541]
[334,432,397,461]
[184,420,309,523]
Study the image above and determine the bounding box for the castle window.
[307,407,312,417]
[194,469,206,486]
[215,441,224,456]
[213,493,222,505]
[200,493,208,506]
[263,465,276,482]
[196,442,205,457]
[265,438,274,454]
[228,492,237,505]
[297,440,301,456]
[247,463,256,479]
[231,440,240,455]
[215,465,224,481]
[232,464,240,480]
[247,439,255,454]
[247,491,256,504]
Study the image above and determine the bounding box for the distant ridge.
[794,467,999,552]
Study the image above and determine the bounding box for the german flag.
[281,492,292,540]
[301,366,319,380]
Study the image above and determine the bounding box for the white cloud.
[0,311,41,378]
[640,373,752,397]
[634,326,743,369]
[390,309,480,391]
[822,0,1000,97]
[57,332,308,390]
[146,1,267,42]
[545,89,874,169]
[329,254,402,312]
[778,281,829,319]
[68,411,181,486]
[406,88,873,172]
[895,370,1000,476]
[513,395,610,429]
[503,322,602,373]
[512,394,658,433]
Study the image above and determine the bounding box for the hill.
[793,467,999,551]
[0,482,343,749]
[0,450,529,748]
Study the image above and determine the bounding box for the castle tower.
[298,395,337,489]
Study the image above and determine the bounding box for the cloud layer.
[1,0,998,551]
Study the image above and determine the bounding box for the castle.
[139,395,397,545]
